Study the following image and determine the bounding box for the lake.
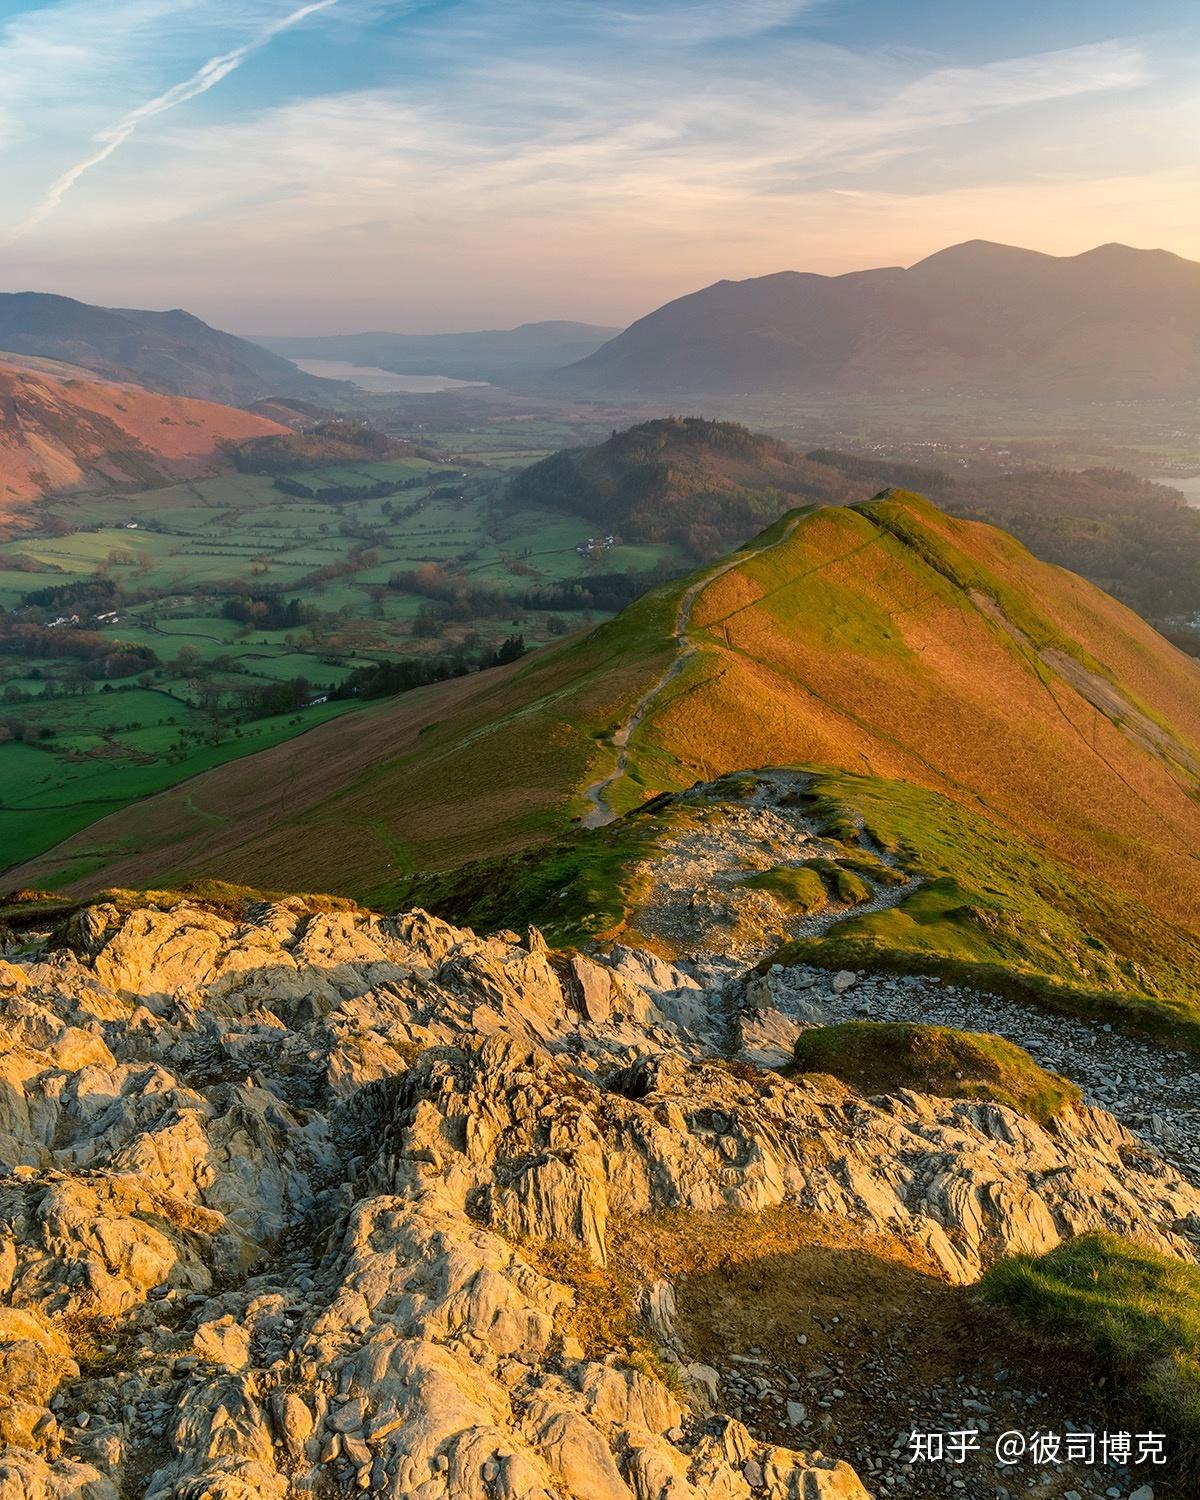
[293,359,487,394]
[1175,474,1200,508]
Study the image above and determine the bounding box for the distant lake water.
[1177,475,1200,508]
[293,359,486,394]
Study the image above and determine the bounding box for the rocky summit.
[0,892,1195,1499]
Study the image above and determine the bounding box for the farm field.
[0,451,687,875]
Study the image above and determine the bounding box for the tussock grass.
[60,1311,140,1379]
[524,1239,680,1389]
[982,1232,1200,1462]
[743,864,830,912]
[790,1020,1080,1126]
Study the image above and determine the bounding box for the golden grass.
[16,493,1200,953]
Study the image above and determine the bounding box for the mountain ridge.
[12,490,1200,964]
[0,364,288,527]
[562,239,1200,398]
[0,292,345,406]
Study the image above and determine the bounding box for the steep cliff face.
[0,890,1195,1498]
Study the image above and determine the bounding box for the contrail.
[9,0,339,242]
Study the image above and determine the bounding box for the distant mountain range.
[0,361,287,527]
[562,241,1200,400]
[255,321,620,383]
[0,293,344,406]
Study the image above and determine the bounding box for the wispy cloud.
[0,0,1188,328]
[600,0,821,43]
[6,0,341,242]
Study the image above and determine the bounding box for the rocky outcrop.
[0,899,1195,1497]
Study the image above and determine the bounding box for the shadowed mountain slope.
[563,240,1200,398]
[0,293,344,405]
[12,493,1200,960]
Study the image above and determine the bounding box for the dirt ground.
[616,1207,1182,1499]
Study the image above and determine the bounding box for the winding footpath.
[581,519,801,827]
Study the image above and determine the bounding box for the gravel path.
[612,767,1200,1189]
[766,964,1200,1185]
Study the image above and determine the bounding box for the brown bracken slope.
[0,364,287,529]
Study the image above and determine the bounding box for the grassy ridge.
[626,494,1200,938]
[13,493,1200,970]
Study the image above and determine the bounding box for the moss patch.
[743,864,830,913]
[790,1021,1080,1126]
[744,857,875,912]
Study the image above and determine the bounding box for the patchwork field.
[0,454,686,873]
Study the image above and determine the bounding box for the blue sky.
[0,0,1195,333]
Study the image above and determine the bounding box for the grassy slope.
[5,584,680,897]
[0,366,286,523]
[1,459,679,875]
[766,769,1200,1045]
[625,494,1200,934]
[982,1232,1200,1460]
[12,493,1200,972]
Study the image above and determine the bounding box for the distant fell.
[0,365,287,528]
[563,241,1200,399]
[0,292,345,406]
[257,320,620,383]
[509,417,861,557]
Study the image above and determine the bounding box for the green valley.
[0,448,689,869]
[12,489,1200,1052]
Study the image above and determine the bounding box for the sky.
[0,0,1196,334]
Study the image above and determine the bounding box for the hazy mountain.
[0,363,287,527]
[0,292,346,406]
[256,320,621,382]
[563,241,1200,399]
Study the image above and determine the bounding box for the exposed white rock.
[0,900,1194,1497]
